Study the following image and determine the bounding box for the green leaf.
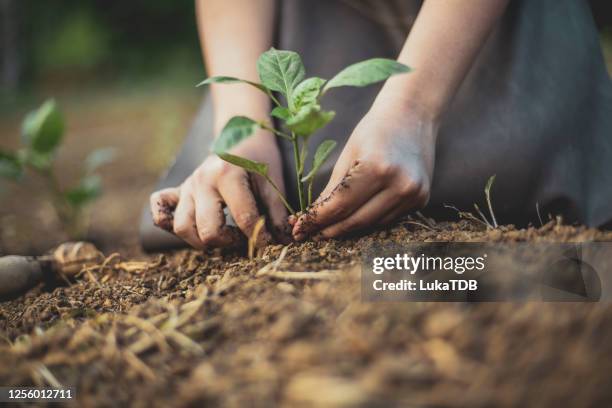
[22,149,53,170]
[302,140,337,182]
[22,99,65,154]
[85,147,116,173]
[217,152,268,177]
[292,77,326,111]
[323,58,411,92]
[64,174,101,207]
[286,105,335,136]
[270,106,290,121]
[0,150,23,180]
[212,116,260,154]
[197,76,268,93]
[257,48,305,101]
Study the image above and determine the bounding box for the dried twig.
[166,330,204,355]
[124,313,168,338]
[257,269,340,280]
[33,364,63,388]
[122,350,156,381]
[102,323,119,361]
[100,252,120,272]
[124,315,170,354]
[473,203,493,229]
[444,204,489,228]
[85,269,103,289]
[175,291,208,329]
[536,202,544,227]
[248,217,266,260]
[115,261,151,274]
[405,221,435,232]
[416,211,436,228]
[273,246,289,271]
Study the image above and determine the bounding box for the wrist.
[212,84,271,135]
[374,74,446,124]
[369,89,441,135]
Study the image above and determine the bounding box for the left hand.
[291,103,438,240]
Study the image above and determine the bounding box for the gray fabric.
[139,96,215,252]
[140,0,612,252]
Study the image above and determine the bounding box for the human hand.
[150,130,289,249]
[291,103,438,240]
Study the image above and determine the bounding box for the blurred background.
[0,0,204,255]
[0,0,611,256]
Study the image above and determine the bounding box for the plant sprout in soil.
[0,100,115,238]
[198,48,411,214]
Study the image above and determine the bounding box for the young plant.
[445,174,498,229]
[484,174,498,228]
[198,48,411,214]
[0,99,115,238]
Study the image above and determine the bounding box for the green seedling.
[444,175,499,229]
[198,48,411,214]
[0,99,115,238]
[484,174,498,228]
[471,175,498,228]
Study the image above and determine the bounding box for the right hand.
[150,130,289,249]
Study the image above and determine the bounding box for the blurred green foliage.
[35,9,111,71]
[10,0,201,91]
[0,99,115,238]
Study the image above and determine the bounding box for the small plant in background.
[0,99,115,238]
[443,175,499,229]
[199,48,411,214]
[473,174,498,229]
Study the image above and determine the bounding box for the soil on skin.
[1,218,612,407]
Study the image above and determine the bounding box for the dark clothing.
[140,0,612,252]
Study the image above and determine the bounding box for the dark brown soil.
[2,218,612,407]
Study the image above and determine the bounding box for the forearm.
[196,0,275,133]
[376,0,510,121]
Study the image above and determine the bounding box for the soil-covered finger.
[150,187,180,232]
[173,187,204,249]
[293,161,383,240]
[218,172,273,247]
[319,189,402,238]
[192,185,242,248]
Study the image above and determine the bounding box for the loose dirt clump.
[1,218,612,407]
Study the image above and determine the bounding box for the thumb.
[150,187,180,232]
[313,151,353,207]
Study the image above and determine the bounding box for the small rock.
[285,372,371,407]
[277,282,296,294]
[422,309,463,338]
[488,229,503,241]
[282,341,319,368]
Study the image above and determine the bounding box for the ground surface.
[2,218,612,407]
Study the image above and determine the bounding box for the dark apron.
[140,0,612,251]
